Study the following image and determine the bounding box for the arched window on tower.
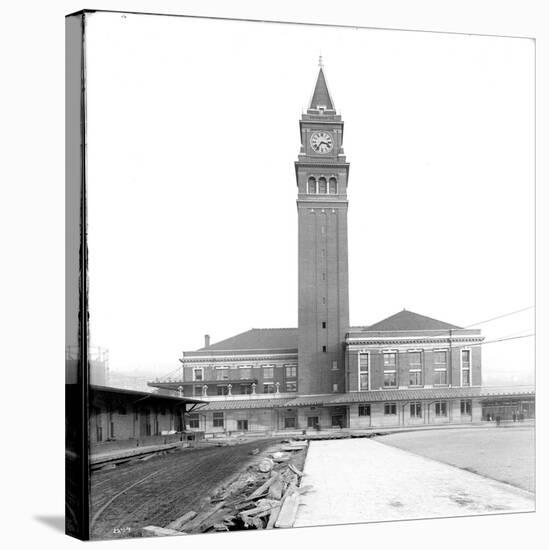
[318,177,327,194]
[308,177,317,194]
[329,177,337,194]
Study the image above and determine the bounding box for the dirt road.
[90,439,278,540]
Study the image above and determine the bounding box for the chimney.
[204,334,210,348]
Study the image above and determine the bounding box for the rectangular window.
[434,369,448,385]
[241,384,252,395]
[332,360,338,370]
[216,368,229,381]
[193,368,203,381]
[285,365,297,378]
[263,383,275,394]
[307,416,319,428]
[409,370,422,386]
[383,352,397,367]
[322,321,327,329]
[237,419,248,431]
[435,401,448,417]
[285,381,297,392]
[217,385,229,396]
[359,352,369,390]
[434,350,448,365]
[383,371,397,387]
[384,403,397,415]
[410,402,422,418]
[194,384,204,397]
[358,404,371,417]
[263,366,274,379]
[332,383,338,392]
[322,345,327,352]
[188,413,199,429]
[284,417,296,429]
[461,399,472,415]
[408,351,422,367]
[461,350,471,386]
[213,412,224,428]
[239,367,252,379]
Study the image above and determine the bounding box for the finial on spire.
[318,54,323,67]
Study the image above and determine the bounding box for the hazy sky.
[85,12,534,383]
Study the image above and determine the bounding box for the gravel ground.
[90,439,279,540]
[378,425,535,492]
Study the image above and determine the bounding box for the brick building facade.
[149,64,534,434]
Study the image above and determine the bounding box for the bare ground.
[378,425,535,492]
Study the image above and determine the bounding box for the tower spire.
[309,63,334,111]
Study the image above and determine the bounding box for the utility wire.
[463,306,534,329]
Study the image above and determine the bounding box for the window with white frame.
[263,365,274,379]
[384,351,397,386]
[332,360,338,370]
[332,383,338,392]
[408,351,423,386]
[434,350,448,366]
[410,402,422,418]
[285,365,297,378]
[358,404,371,417]
[213,412,224,428]
[193,385,202,397]
[263,382,275,394]
[193,368,203,382]
[384,403,397,415]
[434,401,448,416]
[285,381,297,392]
[461,349,471,386]
[433,368,448,385]
[359,352,369,390]
[461,399,472,415]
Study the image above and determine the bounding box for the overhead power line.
[463,306,534,329]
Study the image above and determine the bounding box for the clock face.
[310,131,334,154]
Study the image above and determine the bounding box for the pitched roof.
[365,309,461,331]
[309,67,334,110]
[200,328,297,351]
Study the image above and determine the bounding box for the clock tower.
[295,63,350,395]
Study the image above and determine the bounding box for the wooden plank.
[247,473,279,500]
[275,492,300,528]
[141,526,186,537]
[166,510,197,531]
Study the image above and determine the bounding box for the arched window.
[329,177,337,194]
[318,177,327,194]
[307,177,316,194]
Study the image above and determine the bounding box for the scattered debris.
[163,438,310,534]
[258,458,274,473]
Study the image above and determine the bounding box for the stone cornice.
[347,336,484,348]
[181,352,297,364]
